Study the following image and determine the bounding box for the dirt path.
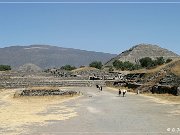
[0,87,180,135]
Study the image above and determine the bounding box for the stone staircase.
[0,77,106,88]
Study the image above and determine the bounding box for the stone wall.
[0,72,106,88]
[17,89,77,96]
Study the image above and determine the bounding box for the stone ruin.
[1,59,180,96]
[44,67,119,80]
[106,60,180,96]
[0,70,106,88]
[15,89,78,97]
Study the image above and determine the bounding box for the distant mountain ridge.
[105,44,179,66]
[0,45,117,69]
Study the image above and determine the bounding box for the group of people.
[119,89,127,97]
[96,84,127,97]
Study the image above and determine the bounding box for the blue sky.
[0,0,180,54]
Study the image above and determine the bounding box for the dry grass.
[107,87,180,104]
[142,93,180,104]
[0,88,79,135]
[130,58,180,74]
[171,61,180,76]
[131,64,166,74]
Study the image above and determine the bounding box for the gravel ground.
[23,87,180,135]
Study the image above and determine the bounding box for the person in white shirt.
[122,89,127,97]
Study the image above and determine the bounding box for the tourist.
[137,90,139,94]
[119,89,121,96]
[100,86,102,91]
[122,89,127,97]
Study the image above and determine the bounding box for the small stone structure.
[45,67,119,80]
[17,89,77,96]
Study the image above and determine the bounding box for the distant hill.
[105,44,179,66]
[0,45,116,69]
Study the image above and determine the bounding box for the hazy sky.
[0,0,180,55]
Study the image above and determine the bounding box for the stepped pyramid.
[18,63,42,72]
[105,44,179,66]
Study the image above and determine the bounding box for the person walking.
[119,89,121,96]
[137,89,139,94]
[122,89,127,97]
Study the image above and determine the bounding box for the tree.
[123,61,134,70]
[112,60,141,71]
[132,64,142,70]
[60,65,76,71]
[89,61,103,69]
[0,65,11,71]
[79,65,85,68]
[113,60,119,68]
[113,60,123,70]
[154,57,165,65]
[139,57,154,68]
[139,57,166,68]
[166,58,172,63]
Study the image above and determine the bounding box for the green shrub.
[89,61,103,69]
[139,57,166,68]
[113,60,123,70]
[131,64,142,70]
[154,57,165,65]
[113,60,141,71]
[166,58,172,63]
[0,65,11,71]
[139,57,154,68]
[60,65,76,71]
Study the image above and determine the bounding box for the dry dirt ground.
[0,87,180,135]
